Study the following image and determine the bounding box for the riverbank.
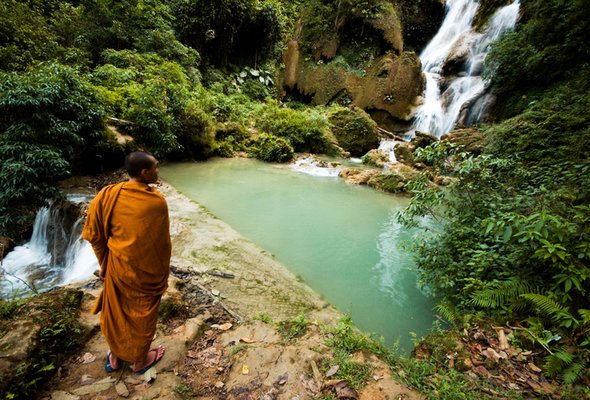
[19,177,423,399]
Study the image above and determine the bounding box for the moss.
[1,289,84,399]
[328,106,379,156]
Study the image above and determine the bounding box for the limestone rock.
[338,168,381,185]
[394,142,416,166]
[411,131,438,148]
[443,31,481,76]
[361,149,389,168]
[50,391,81,400]
[71,377,115,395]
[441,128,484,154]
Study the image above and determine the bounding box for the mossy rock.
[329,107,379,156]
[394,142,416,166]
[361,149,390,168]
[367,163,418,193]
[0,289,84,399]
[441,128,485,154]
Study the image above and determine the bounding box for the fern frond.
[521,293,573,323]
[435,301,459,325]
[543,348,573,377]
[470,278,533,309]
[562,361,585,385]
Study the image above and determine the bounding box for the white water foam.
[411,0,520,138]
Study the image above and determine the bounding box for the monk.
[83,151,172,374]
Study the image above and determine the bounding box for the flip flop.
[104,351,120,373]
[133,346,164,375]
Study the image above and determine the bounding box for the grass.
[277,313,309,341]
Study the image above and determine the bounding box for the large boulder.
[329,107,380,156]
[441,128,485,154]
[394,142,416,166]
[443,31,481,76]
[367,163,419,193]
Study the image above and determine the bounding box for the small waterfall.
[409,0,520,138]
[0,199,98,298]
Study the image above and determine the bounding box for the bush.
[0,63,106,239]
[253,134,294,163]
[256,103,334,154]
[328,106,379,156]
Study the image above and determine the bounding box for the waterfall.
[410,0,520,138]
[0,199,98,298]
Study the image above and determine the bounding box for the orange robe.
[82,181,171,363]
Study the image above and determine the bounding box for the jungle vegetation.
[0,0,588,392]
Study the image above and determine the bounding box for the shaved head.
[125,151,156,178]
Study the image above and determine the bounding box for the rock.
[411,131,438,148]
[71,377,115,395]
[0,236,15,258]
[211,289,220,297]
[441,128,484,154]
[443,31,481,75]
[50,391,81,400]
[361,149,389,168]
[338,168,380,185]
[393,142,416,166]
[329,107,380,156]
[116,381,130,397]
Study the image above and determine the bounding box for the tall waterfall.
[0,199,98,298]
[410,0,520,138]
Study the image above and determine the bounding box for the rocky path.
[36,181,423,400]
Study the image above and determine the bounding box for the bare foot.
[132,345,165,374]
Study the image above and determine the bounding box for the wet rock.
[338,168,381,185]
[411,131,438,148]
[443,31,481,76]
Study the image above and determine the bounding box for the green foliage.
[252,133,294,163]
[328,106,378,156]
[277,313,309,341]
[256,103,334,153]
[0,63,106,238]
[485,0,590,115]
[300,0,391,55]
[171,0,286,66]
[2,290,83,400]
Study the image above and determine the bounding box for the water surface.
[161,158,434,350]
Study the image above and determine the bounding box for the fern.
[521,293,577,326]
[435,301,459,325]
[470,278,533,309]
[543,348,573,377]
[562,361,585,385]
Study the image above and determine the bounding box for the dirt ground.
[38,181,423,400]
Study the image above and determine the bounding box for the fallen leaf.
[372,374,384,381]
[498,329,510,350]
[326,365,340,378]
[239,337,256,344]
[242,365,249,375]
[143,367,157,383]
[275,372,288,385]
[213,322,233,331]
[115,381,129,398]
[215,381,224,388]
[528,362,542,373]
[79,352,96,364]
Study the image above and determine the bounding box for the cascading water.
[411,0,520,138]
[0,199,98,298]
